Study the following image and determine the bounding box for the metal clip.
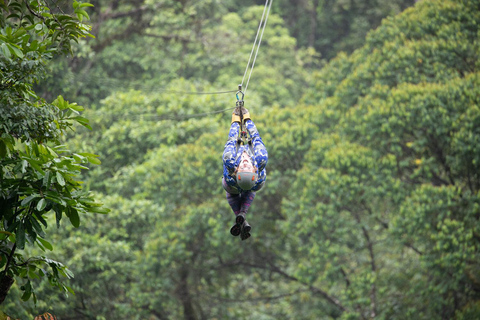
[236,85,244,108]
[236,84,244,103]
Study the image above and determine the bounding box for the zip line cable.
[151,107,234,120]
[158,89,236,95]
[241,0,273,95]
[114,107,235,121]
[88,104,235,123]
[77,2,273,123]
[240,0,269,89]
[63,73,237,96]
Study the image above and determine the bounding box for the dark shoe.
[230,212,246,237]
[240,220,251,241]
[230,223,241,236]
[241,233,251,241]
[236,212,246,225]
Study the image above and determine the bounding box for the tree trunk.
[309,0,319,48]
[176,268,198,320]
[0,274,14,305]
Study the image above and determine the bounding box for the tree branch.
[268,262,346,311]
[352,209,377,319]
[204,288,309,303]
[216,260,347,312]
[102,4,151,20]
[428,133,455,186]
[144,32,191,43]
[404,242,423,255]
[2,243,16,278]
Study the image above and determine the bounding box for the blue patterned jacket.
[223,120,268,192]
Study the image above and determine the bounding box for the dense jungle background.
[1,0,480,319]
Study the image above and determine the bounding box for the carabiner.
[236,84,244,102]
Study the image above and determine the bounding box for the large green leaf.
[36,198,46,211]
[21,194,40,206]
[56,171,66,186]
[66,208,80,228]
[16,222,26,250]
[37,237,53,251]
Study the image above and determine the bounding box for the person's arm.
[245,119,268,172]
[223,122,240,174]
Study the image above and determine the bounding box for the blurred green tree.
[286,0,480,318]
[5,0,480,319]
[0,0,108,309]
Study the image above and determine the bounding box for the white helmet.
[237,171,257,191]
[236,151,257,190]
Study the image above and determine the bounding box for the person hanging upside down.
[222,107,268,240]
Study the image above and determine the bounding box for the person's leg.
[224,187,256,239]
[234,191,256,228]
[240,191,256,214]
[238,191,255,240]
[227,190,243,237]
[222,177,241,215]
[226,192,241,215]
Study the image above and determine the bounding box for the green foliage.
[276,0,416,59]
[0,0,107,307]
[36,2,308,108]
[285,0,480,318]
[4,0,480,319]
[0,0,93,97]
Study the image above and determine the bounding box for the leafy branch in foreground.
[0,0,107,308]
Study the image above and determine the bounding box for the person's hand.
[232,107,251,123]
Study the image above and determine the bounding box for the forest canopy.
[1,0,479,319]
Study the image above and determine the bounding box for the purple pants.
[222,177,256,216]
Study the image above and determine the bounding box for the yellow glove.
[232,112,241,124]
[242,109,251,122]
[231,107,251,124]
